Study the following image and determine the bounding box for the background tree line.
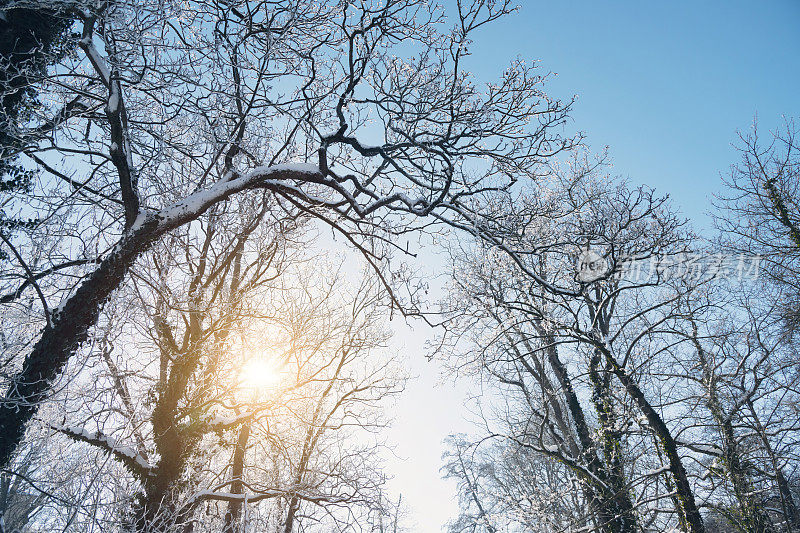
[437,125,800,533]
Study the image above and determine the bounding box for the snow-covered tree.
[35,227,404,532]
[435,158,713,532]
[0,0,576,475]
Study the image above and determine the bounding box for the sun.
[239,358,283,394]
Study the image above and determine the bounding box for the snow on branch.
[186,481,352,507]
[52,424,153,477]
[203,409,262,431]
[150,164,322,235]
[78,19,111,87]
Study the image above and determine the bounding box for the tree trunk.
[747,399,800,532]
[223,422,251,533]
[604,352,705,533]
[282,496,299,533]
[588,348,638,533]
[693,341,776,533]
[543,335,637,533]
[0,224,158,470]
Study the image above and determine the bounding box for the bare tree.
[0,0,575,474]
[714,118,800,330]
[435,158,719,532]
[442,434,588,533]
[711,117,800,531]
[34,217,403,533]
[678,294,793,533]
[1,0,77,242]
[0,446,50,531]
[41,192,302,531]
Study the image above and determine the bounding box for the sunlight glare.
[239,358,282,394]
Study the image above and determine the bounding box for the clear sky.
[467,0,800,228]
[383,2,800,532]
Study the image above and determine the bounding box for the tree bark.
[604,352,705,533]
[542,335,637,533]
[588,347,638,533]
[223,422,251,533]
[0,224,157,469]
[0,166,323,473]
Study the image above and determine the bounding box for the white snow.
[268,163,321,174]
[688,442,723,456]
[79,38,111,85]
[644,466,671,476]
[59,425,152,471]
[107,89,120,113]
[156,163,322,228]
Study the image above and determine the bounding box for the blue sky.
[469,0,800,227]
[385,2,800,531]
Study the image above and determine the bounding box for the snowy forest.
[0,1,798,532]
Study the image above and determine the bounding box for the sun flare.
[239,358,283,393]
